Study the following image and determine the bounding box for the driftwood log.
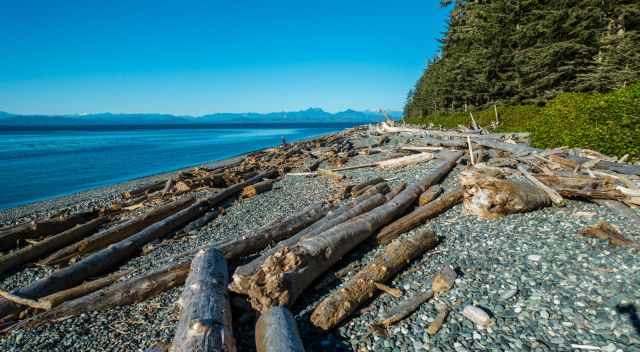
[123,180,166,199]
[215,202,332,259]
[21,261,190,326]
[229,151,461,312]
[375,187,463,244]
[461,170,551,219]
[310,229,438,330]
[170,248,235,352]
[0,199,212,319]
[419,185,443,206]
[230,192,390,297]
[40,197,196,265]
[0,210,100,252]
[242,179,275,199]
[0,216,107,275]
[255,306,305,352]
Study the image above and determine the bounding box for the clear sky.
[0,1,450,115]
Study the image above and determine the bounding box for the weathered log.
[426,302,449,336]
[581,220,640,249]
[123,180,166,199]
[181,210,219,234]
[376,153,434,169]
[461,170,551,219]
[0,270,128,310]
[170,248,235,352]
[375,187,463,245]
[229,151,461,313]
[473,139,540,155]
[215,202,332,260]
[310,229,438,330]
[162,179,175,196]
[351,177,385,195]
[40,197,196,265]
[373,282,402,298]
[0,217,108,275]
[377,291,433,327]
[0,199,212,319]
[385,181,407,201]
[567,155,640,176]
[242,179,275,198]
[0,210,100,252]
[230,192,388,291]
[22,261,190,326]
[255,306,305,352]
[352,181,390,198]
[517,165,565,207]
[419,185,443,206]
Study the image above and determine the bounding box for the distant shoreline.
[0,126,349,221]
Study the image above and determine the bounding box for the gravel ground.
[1,133,639,352]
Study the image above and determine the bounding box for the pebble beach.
[0,129,639,352]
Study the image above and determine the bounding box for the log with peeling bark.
[20,261,190,327]
[255,306,305,352]
[419,185,443,206]
[242,179,275,199]
[0,217,108,275]
[0,199,212,319]
[215,202,332,259]
[40,197,196,265]
[310,229,438,330]
[375,187,463,245]
[0,210,100,252]
[170,248,235,352]
[461,170,551,219]
[231,192,388,287]
[229,151,461,313]
[0,270,128,311]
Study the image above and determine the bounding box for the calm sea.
[0,123,356,210]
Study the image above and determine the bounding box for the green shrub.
[405,83,640,160]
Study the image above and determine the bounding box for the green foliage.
[405,83,640,160]
[405,1,640,118]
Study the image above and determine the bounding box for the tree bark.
[375,187,463,244]
[170,248,235,352]
[0,216,107,275]
[0,210,100,252]
[40,197,195,266]
[0,199,212,319]
[255,306,305,352]
[231,151,462,313]
[310,229,438,330]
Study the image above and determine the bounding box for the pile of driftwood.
[1,121,639,352]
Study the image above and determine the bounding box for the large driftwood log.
[242,179,275,199]
[567,155,640,176]
[375,187,463,244]
[40,198,196,265]
[461,170,551,219]
[215,202,332,259]
[0,270,128,310]
[170,248,235,352]
[0,217,107,275]
[230,192,388,291]
[22,261,190,326]
[0,199,212,319]
[419,185,443,206]
[376,153,434,169]
[0,210,100,252]
[310,229,438,330]
[255,306,305,352]
[231,151,462,312]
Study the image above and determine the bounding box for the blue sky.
[0,1,450,115]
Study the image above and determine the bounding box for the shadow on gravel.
[616,304,640,337]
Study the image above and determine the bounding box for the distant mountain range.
[0,108,402,125]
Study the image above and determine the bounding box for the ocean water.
[0,123,355,210]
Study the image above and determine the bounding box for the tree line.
[405,0,640,118]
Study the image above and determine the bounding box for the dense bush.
[405,83,640,160]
